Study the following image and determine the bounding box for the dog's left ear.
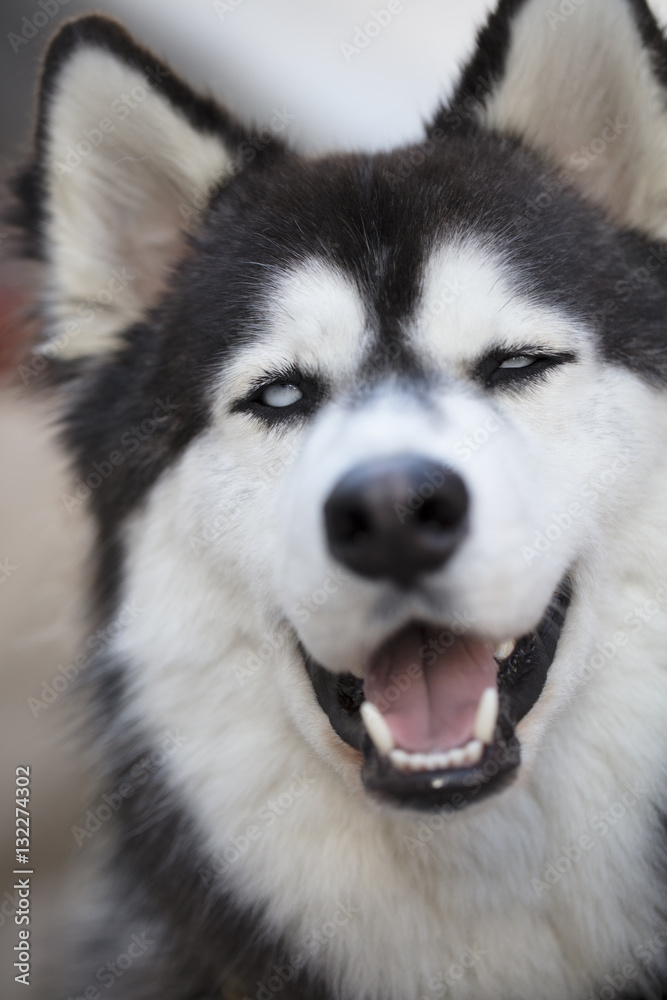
[15,16,253,362]
[442,0,667,237]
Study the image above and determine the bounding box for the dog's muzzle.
[301,452,572,811]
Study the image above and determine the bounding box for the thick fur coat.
[10,1,667,997]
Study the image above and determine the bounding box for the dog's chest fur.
[10,1,667,998]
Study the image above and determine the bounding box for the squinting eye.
[498,355,535,369]
[261,383,303,407]
[479,349,577,389]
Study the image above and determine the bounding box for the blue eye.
[233,370,324,422]
[261,383,304,407]
[498,355,535,369]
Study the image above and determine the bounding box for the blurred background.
[1,0,666,997]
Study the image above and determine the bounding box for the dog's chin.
[303,577,572,812]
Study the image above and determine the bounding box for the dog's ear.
[441,0,667,237]
[15,16,251,363]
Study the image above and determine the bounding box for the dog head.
[16,0,667,813]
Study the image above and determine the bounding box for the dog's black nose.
[324,454,468,586]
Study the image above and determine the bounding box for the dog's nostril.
[337,506,371,543]
[324,454,469,586]
[416,485,468,533]
[416,501,444,530]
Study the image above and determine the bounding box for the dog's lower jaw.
[304,577,572,810]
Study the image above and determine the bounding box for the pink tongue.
[364,624,497,753]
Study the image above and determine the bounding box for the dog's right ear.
[13,16,253,367]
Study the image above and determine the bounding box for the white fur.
[482,0,667,236]
[43,50,234,358]
[214,259,370,414]
[104,245,667,998]
[42,6,667,997]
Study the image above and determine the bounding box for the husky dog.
[11,0,667,997]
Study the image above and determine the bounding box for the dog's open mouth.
[305,578,571,810]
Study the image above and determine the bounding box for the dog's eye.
[261,383,303,407]
[479,350,576,388]
[232,372,323,422]
[498,355,535,370]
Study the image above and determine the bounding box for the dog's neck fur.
[89,435,667,1000]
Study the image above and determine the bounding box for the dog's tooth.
[463,739,483,765]
[389,749,410,770]
[494,639,516,661]
[473,687,499,745]
[447,747,466,768]
[390,744,485,773]
[360,701,395,755]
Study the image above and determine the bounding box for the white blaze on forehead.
[409,240,590,370]
[215,259,370,408]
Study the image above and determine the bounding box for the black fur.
[55,140,667,994]
[68,661,334,999]
[56,134,667,596]
[8,4,667,998]
[11,11,667,601]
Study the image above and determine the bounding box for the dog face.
[17,1,667,819]
[188,160,657,810]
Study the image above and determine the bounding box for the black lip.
[361,711,521,811]
[304,577,572,811]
